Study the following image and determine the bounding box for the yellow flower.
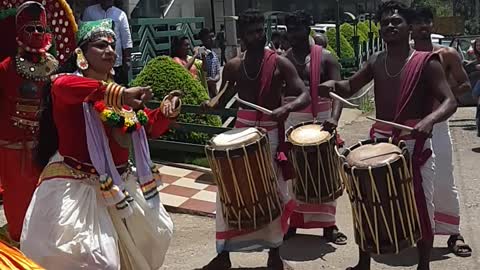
[100,109,113,122]
[124,118,135,127]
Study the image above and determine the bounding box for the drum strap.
[310,45,322,118]
[256,50,295,180]
[392,51,438,240]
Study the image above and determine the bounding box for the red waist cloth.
[52,74,170,165]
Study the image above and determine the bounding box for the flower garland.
[94,101,149,133]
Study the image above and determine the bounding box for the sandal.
[284,227,297,241]
[447,235,472,257]
[325,226,348,245]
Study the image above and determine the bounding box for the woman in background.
[171,36,207,82]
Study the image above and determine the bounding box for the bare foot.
[267,248,284,270]
[202,252,231,270]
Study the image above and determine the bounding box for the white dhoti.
[215,110,295,253]
[285,99,338,229]
[21,154,173,270]
[432,120,461,235]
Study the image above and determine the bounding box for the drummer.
[319,1,457,270]
[200,9,310,270]
[411,5,472,257]
[283,10,347,245]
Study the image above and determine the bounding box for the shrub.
[357,22,369,42]
[340,23,354,44]
[131,56,221,144]
[326,28,354,59]
[370,21,380,38]
[326,45,339,59]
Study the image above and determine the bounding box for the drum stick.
[366,117,414,132]
[235,97,273,115]
[329,92,360,108]
[207,81,231,108]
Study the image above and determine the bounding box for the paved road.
[0,108,476,270]
[162,108,479,270]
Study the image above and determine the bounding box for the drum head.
[288,124,331,145]
[346,142,402,168]
[211,127,263,150]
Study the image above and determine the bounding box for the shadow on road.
[450,118,474,122]
[196,263,295,270]
[280,234,336,261]
[372,247,451,267]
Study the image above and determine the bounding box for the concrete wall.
[165,0,196,18]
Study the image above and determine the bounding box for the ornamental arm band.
[104,82,126,109]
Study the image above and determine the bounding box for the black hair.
[170,36,189,57]
[285,10,314,29]
[199,28,211,40]
[35,48,83,168]
[414,5,435,21]
[375,0,415,24]
[238,9,264,34]
[474,39,480,58]
[271,31,282,40]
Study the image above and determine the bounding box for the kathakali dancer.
[0,0,76,244]
[201,9,310,270]
[21,19,178,269]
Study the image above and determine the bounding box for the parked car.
[311,23,336,35]
[270,24,287,33]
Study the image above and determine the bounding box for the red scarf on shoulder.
[257,50,295,180]
[393,51,437,240]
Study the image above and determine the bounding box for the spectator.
[199,28,221,98]
[171,36,207,82]
[314,33,328,47]
[216,24,227,65]
[472,38,480,136]
[82,0,132,85]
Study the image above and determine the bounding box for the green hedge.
[340,23,355,45]
[326,28,354,59]
[131,56,221,144]
[357,22,370,42]
[326,45,338,59]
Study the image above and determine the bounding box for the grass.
[359,97,375,114]
[186,156,210,168]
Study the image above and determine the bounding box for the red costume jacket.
[51,74,170,165]
[0,57,45,144]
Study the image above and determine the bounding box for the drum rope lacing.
[206,133,282,231]
[340,140,422,254]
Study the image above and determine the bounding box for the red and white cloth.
[215,109,295,253]
[370,121,436,229]
[432,120,461,235]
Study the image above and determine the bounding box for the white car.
[311,23,336,34]
[270,25,287,33]
[409,33,445,45]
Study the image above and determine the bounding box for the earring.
[75,48,89,70]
